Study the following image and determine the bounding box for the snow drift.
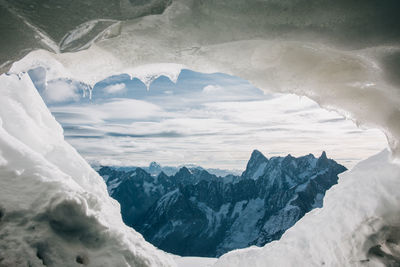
[215,150,400,266]
[1,0,400,266]
[0,74,176,266]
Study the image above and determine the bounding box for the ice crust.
[8,1,400,159]
[0,74,176,266]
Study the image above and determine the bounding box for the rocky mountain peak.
[317,151,329,167]
[98,150,347,257]
[148,161,162,174]
[242,149,269,180]
[249,149,268,163]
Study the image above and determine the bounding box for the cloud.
[40,73,387,170]
[103,83,126,94]
[50,99,165,124]
[106,131,184,138]
[202,85,224,94]
[100,99,164,120]
[43,80,80,103]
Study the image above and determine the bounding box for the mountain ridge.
[96,161,242,177]
[98,150,346,257]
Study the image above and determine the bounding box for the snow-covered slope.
[0,73,176,266]
[215,149,400,267]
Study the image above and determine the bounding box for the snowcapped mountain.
[98,150,346,257]
[100,162,242,177]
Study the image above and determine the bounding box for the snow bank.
[215,149,400,267]
[174,256,217,267]
[0,73,176,266]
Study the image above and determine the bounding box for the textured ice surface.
[0,73,176,266]
[174,256,217,267]
[7,1,400,160]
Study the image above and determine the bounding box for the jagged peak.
[316,151,330,167]
[285,153,294,159]
[149,161,161,168]
[282,154,295,165]
[175,166,192,176]
[251,149,263,156]
[249,149,268,162]
[241,149,269,179]
[134,167,150,175]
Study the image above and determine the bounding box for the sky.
[29,68,387,170]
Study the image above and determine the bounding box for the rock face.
[98,150,346,257]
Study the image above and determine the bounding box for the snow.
[8,18,400,162]
[215,149,400,267]
[102,174,109,182]
[174,256,217,267]
[156,189,180,211]
[0,73,176,266]
[2,55,399,267]
[196,202,231,237]
[231,200,247,218]
[218,198,265,253]
[1,1,400,265]
[125,64,183,90]
[311,193,324,209]
[251,162,267,180]
[59,19,121,52]
[107,179,122,195]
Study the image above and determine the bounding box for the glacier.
[1,0,400,266]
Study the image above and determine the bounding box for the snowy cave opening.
[2,0,400,265]
[1,50,400,266]
[23,64,389,259]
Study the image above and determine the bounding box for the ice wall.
[6,0,400,159]
[0,73,176,266]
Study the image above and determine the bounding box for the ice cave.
[1,0,400,266]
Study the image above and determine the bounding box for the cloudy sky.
[29,68,387,170]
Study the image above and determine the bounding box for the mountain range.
[98,150,346,257]
[98,162,242,178]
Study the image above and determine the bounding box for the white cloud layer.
[51,98,165,123]
[43,80,80,103]
[34,71,387,170]
[103,83,126,94]
[202,84,224,94]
